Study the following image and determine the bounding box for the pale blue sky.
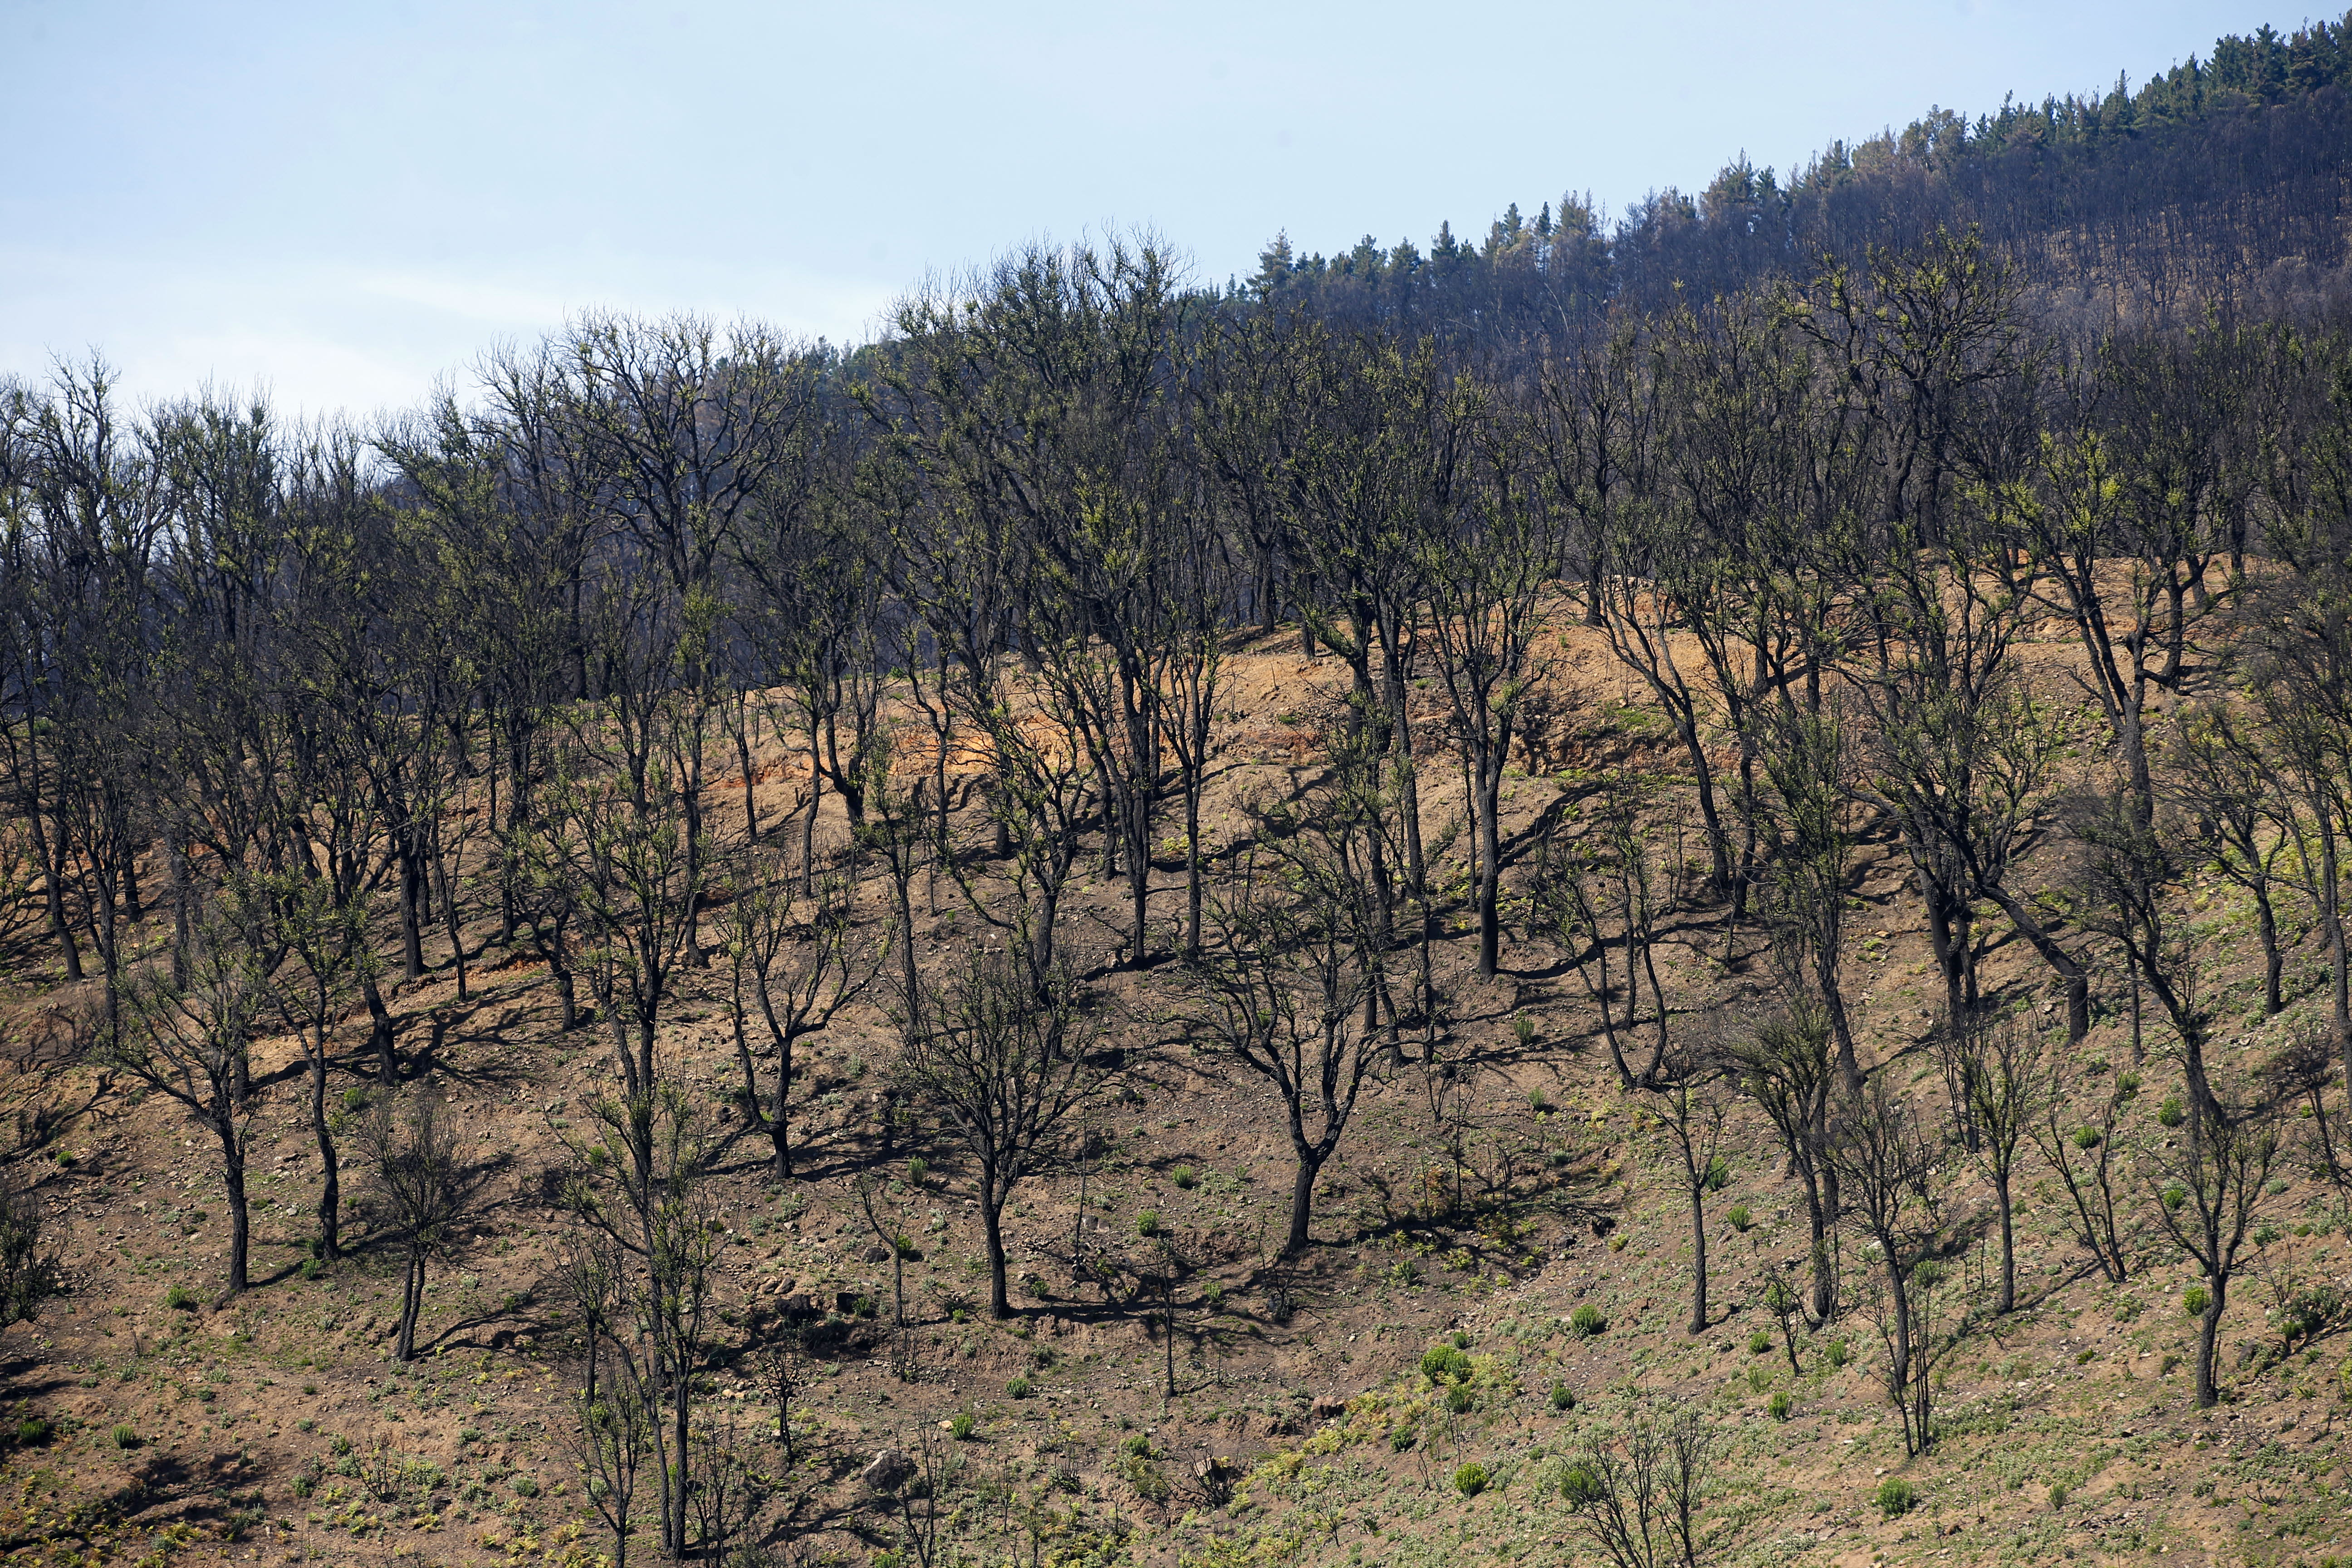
[0,0,2278,418]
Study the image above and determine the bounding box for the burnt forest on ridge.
[10,12,2352,1568]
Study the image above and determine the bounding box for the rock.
[862,1243,894,1264]
[1310,1393,1346,1421]
[862,1448,914,1494]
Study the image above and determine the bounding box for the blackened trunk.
[220,1123,250,1295]
[983,1200,1011,1319]
[312,1033,340,1259]
[399,845,426,979]
[2255,888,2282,1016]
[1475,761,1502,980]
[397,1253,423,1361]
[1993,1174,2014,1314]
[1686,1183,1708,1334]
[1286,1148,1321,1256]
[2194,1278,2225,1409]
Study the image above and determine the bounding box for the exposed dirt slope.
[0,612,2345,1568]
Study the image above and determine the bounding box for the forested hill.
[1246,10,2352,337]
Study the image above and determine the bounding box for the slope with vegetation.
[7,19,2352,1568]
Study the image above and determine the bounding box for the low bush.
[1420,1346,1473,1384]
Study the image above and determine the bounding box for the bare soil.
[0,613,2346,1568]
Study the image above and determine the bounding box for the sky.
[0,0,2283,421]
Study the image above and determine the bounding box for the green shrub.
[1450,1330,1471,1349]
[1703,1155,1730,1192]
[1202,1280,1225,1310]
[1171,1166,1196,1190]
[1005,1376,1032,1399]
[1746,1363,1771,1393]
[510,1475,539,1498]
[1388,1425,1416,1451]
[165,1285,196,1311]
[1560,1462,1604,1506]
[2073,1125,2102,1150]
[1727,1204,1753,1232]
[1136,1210,1161,1238]
[1120,1433,1152,1458]
[111,1425,138,1449]
[2163,1184,2188,1212]
[2183,1285,2210,1317]
[1548,1383,1575,1413]
[1767,1391,1792,1421]
[15,1418,50,1447]
[1452,1462,1489,1498]
[290,1473,316,1499]
[1444,1385,1475,1414]
[329,1434,352,1455]
[2157,1095,2186,1127]
[1748,1330,1773,1355]
[1420,1346,1473,1384]
[299,1257,323,1281]
[1569,1304,1605,1337]
[2048,1483,2069,1509]
[1876,1477,1915,1517]
[1826,1339,1850,1368]
[950,1411,976,1441]
[906,1158,929,1185]
[1119,1450,1171,1503]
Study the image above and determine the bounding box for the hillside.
[0,598,2343,1568]
[1245,10,2352,337]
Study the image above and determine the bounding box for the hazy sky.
[0,0,2277,419]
